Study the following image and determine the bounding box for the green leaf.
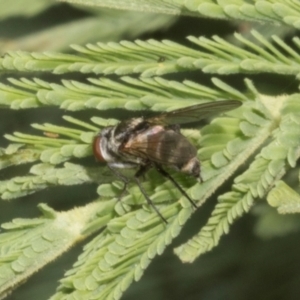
[2,7,300,299]
[0,201,115,297]
[174,95,300,263]
[267,181,300,214]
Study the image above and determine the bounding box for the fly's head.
[93,117,148,163]
[93,126,115,162]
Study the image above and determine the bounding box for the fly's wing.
[146,100,241,126]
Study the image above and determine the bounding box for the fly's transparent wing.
[146,100,241,125]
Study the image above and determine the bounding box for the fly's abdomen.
[147,130,200,177]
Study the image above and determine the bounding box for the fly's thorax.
[93,118,153,165]
[113,117,145,144]
[123,125,165,149]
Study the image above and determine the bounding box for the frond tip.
[267,181,300,214]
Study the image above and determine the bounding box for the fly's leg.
[134,165,167,224]
[107,164,130,211]
[154,164,197,209]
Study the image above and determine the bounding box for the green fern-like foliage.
[1,1,300,300]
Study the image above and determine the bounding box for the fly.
[93,100,241,223]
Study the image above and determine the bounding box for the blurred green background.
[0,2,300,300]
